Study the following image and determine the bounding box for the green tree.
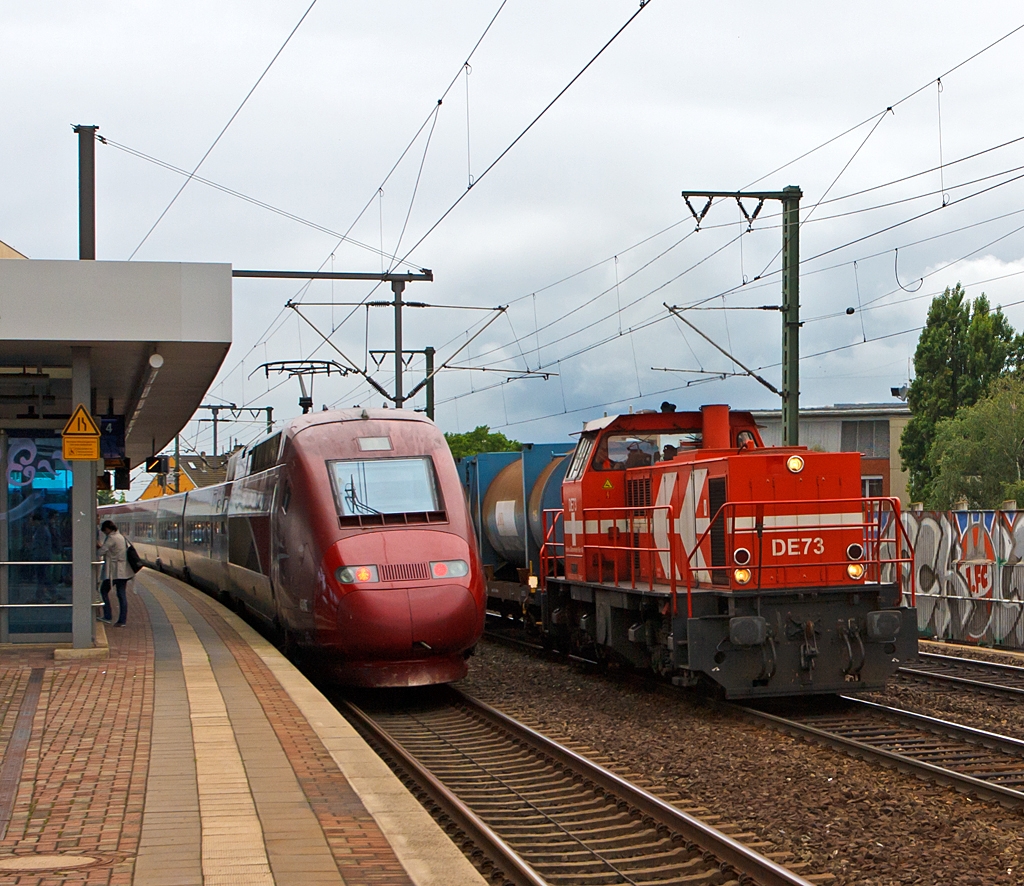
[97,489,116,506]
[444,426,521,460]
[929,377,1024,508]
[900,284,1019,502]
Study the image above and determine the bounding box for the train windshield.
[328,457,440,517]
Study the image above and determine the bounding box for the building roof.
[0,239,27,259]
[750,403,910,420]
[178,454,230,488]
[0,260,232,466]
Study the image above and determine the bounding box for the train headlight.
[733,568,752,584]
[430,559,469,579]
[336,565,379,584]
[733,547,751,566]
[786,455,805,473]
[847,563,865,580]
[846,542,864,560]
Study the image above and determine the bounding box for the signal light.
[733,547,751,566]
[733,568,752,584]
[430,559,469,579]
[847,563,865,580]
[786,455,805,473]
[847,543,864,560]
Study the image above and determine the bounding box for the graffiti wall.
[902,510,1024,648]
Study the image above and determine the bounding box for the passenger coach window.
[328,457,441,518]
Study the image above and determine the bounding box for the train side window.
[565,435,595,481]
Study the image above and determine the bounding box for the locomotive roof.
[579,409,758,435]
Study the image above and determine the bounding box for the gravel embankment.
[461,640,1024,886]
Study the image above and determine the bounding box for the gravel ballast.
[461,639,1024,886]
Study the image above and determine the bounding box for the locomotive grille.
[626,477,651,508]
[379,562,431,582]
[708,477,728,585]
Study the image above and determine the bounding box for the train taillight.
[430,559,469,579]
[336,565,379,584]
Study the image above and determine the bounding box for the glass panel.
[329,457,440,516]
[565,435,594,481]
[5,433,72,636]
[592,432,703,470]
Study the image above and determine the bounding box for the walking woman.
[98,520,131,627]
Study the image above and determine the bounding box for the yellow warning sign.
[63,404,101,437]
[62,404,101,460]
[63,436,101,460]
[602,479,613,490]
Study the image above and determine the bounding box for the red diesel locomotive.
[536,404,917,698]
[105,409,486,687]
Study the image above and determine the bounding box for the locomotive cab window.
[328,457,446,526]
[565,435,595,481]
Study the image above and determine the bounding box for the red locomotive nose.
[320,538,484,662]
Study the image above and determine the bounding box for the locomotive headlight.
[336,565,379,584]
[846,542,864,560]
[786,455,805,473]
[733,547,751,566]
[847,563,865,580]
[430,559,469,579]
[733,567,752,584]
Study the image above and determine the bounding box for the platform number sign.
[62,404,101,461]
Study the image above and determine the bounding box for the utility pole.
[680,186,802,444]
[393,279,406,407]
[198,403,235,456]
[425,346,435,420]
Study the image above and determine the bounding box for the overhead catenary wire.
[128,0,320,259]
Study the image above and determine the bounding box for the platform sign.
[62,404,101,461]
[99,415,125,460]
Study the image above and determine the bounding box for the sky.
[5,1,1024,472]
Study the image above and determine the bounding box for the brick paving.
[0,573,465,885]
[0,598,153,885]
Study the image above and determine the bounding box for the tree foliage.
[444,426,521,460]
[929,377,1024,508]
[900,283,1021,502]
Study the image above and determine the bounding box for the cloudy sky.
[5,1,1024,462]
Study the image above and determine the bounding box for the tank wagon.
[464,405,918,699]
[105,409,486,687]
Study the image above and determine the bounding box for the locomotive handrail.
[580,504,677,598]
[683,496,915,618]
[539,508,564,591]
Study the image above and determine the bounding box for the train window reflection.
[329,457,440,517]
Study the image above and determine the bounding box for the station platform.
[0,570,487,886]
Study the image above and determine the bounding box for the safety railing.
[541,505,678,598]
[682,496,915,618]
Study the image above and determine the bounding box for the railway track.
[899,651,1024,696]
[741,695,1024,808]
[340,686,818,886]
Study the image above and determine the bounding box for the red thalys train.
[103,409,486,686]
[476,404,918,698]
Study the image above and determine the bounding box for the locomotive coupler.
[800,619,819,671]
[839,619,866,676]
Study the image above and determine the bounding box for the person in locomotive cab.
[97,520,131,627]
[625,441,651,468]
[736,430,756,450]
[592,437,623,470]
[662,443,678,462]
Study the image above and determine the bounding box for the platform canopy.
[0,260,231,465]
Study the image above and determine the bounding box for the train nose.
[321,537,485,660]
[333,585,481,658]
